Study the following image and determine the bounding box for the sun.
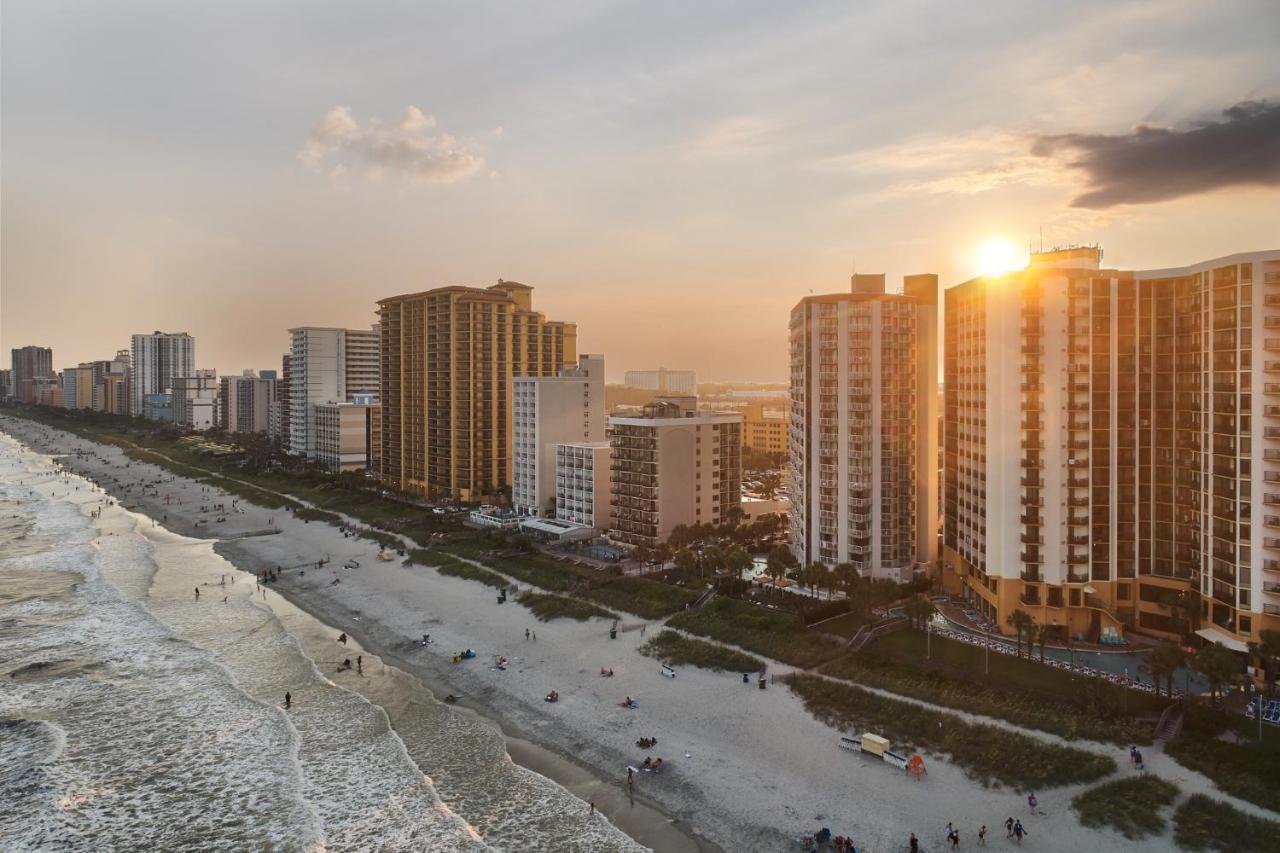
[977,237,1025,277]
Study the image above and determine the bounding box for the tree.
[1006,609,1035,659]
[757,471,784,500]
[1249,629,1280,695]
[673,548,699,580]
[904,594,935,630]
[1159,589,1201,642]
[804,562,829,599]
[1034,624,1050,662]
[1194,642,1241,704]
[833,562,860,601]
[723,544,753,580]
[764,545,794,600]
[1142,641,1188,698]
[652,542,673,566]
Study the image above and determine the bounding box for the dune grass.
[1173,793,1280,853]
[790,673,1115,790]
[667,597,846,668]
[518,592,617,622]
[640,630,765,674]
[1071,775,1179,839]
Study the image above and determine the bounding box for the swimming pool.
[584,545,624,561]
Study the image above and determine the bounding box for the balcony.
[1020,457,1042,468]
[1067,553,1089,565]
[1020,514,1041,526]
[1020,551,1042,564]
[1265,581,1280,594]
[1067,497,1089,508]
[1267,339,1280,351]
[1020,534,1044,545]
[1020,569,1042,582]
[1266,538,1280,549]
[1021,475,1043,488]
[1021,345,1044,356]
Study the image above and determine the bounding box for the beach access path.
[4,414,1270,853]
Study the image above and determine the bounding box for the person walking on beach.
[525,628,530,641]
[285,692,292,709]
[978,824,987,845]
[908,832,919,853]
[194,587,200,598]
[356,656,363,674]
[1005,817,1014,838]
[532,630,537,641]
[338,632,348,645]
[1027,792,1037,813]
[1013,820,1026,845]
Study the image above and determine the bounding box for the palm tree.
[1249,629,1280,695]
[1159,589,1201,642]
[1141,641,1188,697]
[764,544,795,599]
[1006,609,1035,659]
[834,562,860,601]
[909,594,936,630]
[1034,624,1050,662]
[1194,642,1241,704]
[723,544,753,583]
[652,542,673,567]
[803,562,826,598]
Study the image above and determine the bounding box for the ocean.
[0,433,646,852]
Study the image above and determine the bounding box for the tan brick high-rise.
[378,280,576,503]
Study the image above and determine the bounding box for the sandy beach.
[4,413,1268,853]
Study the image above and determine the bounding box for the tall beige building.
[288,326,380,457]
[608,397,742,546]
[378,280,576,502]
[942,247,1280,650]
[788,274,939,581]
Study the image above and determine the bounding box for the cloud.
[823,130,1065,198]
[1032,100,1280,208]
[680,115,779,159]
[299,106,485,185]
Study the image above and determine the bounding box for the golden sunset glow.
[977,238,1024,277]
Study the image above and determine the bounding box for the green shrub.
[1174,794,1280,853]
[668,597,845,668]
[443,544,581,591]
[790,673,1115,790]
[1071,775,1179,839]
[519,592,616,622]
[640,630,765,673]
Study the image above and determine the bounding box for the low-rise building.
[143,393,174,422]
[608,396,742,547]
[313,399,379,473]
[555,441,612,531]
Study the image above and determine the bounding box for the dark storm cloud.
[1033,100,1280,208]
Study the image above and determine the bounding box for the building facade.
[941,248,1280,649]
[220,372,277,434]
[11,346,54,404]
[788,274,939,581]
[608,397,742,547]
[555,442,613,530]
[513,354,605,516]
[741,402,789,455]
[623,367,697,395]
[377,280,577,502]
[131,332,195,415]
[288,327,380,458]
[314,400,380,473]
[172,370,219,429]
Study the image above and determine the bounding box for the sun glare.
[977,237,1024,277]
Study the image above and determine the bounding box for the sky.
[3,0,1278,382]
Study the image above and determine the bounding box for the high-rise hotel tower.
[789,274,939,581]
[378,280,576,503]
[942,247,1280,650]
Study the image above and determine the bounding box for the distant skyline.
[3,1,1278,381]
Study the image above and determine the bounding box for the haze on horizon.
[2,0,1278,382]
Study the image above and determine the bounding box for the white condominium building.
[942,247,1280,651]
[172,369,219,429]
[513,354,605,516]
[131,332,195,415]
[609,397,742,547]
[556,441,613,530]
[288,326,380,458]
[788,274,939,581]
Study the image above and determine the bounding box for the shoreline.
[2,418,710,853]
[6,413,1221,853]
